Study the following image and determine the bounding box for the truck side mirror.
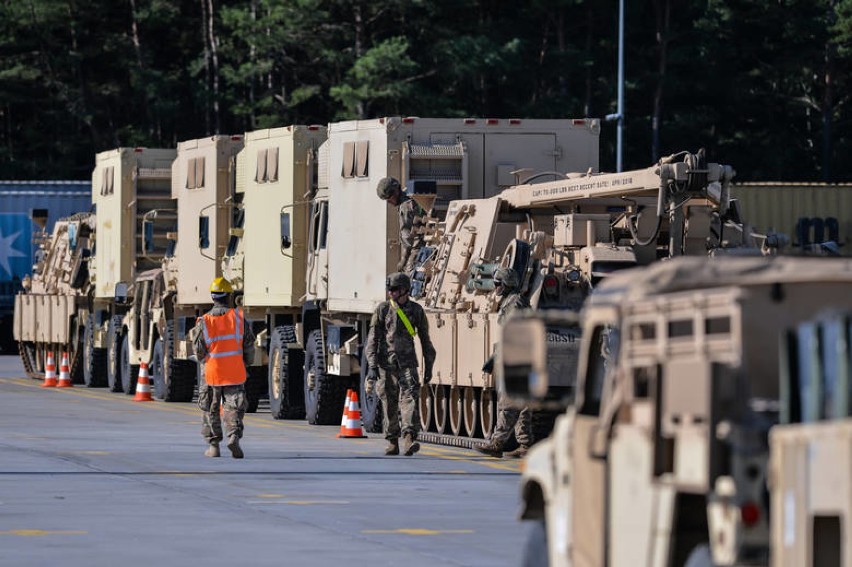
[498,310,581,410]
[142,219,154,254]
[114,281,130,304]
[280,212,291,249]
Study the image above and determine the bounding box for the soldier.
[364,272,436,456]
[193,277,255,459]
[477,267,533,458]
[376,177,428,272]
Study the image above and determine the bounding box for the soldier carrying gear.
[477,266,533,459]
[376,177,428,273]
[193,276,255,459]
[364,271,436,456]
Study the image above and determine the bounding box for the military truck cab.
[505,256,852,567]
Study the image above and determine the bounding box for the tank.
[506,256,852,567]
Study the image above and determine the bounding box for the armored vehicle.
[292,117,603,428]
[503,256,852,567]
[13,212,96,381]
[87,147,177,392]
[770,309,852,567]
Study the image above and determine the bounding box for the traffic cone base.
[56,352,73,388]
[41,351,58,388]
[337,388,368,438]
[133,362,153,402]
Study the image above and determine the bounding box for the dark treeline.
[1,0,850,181]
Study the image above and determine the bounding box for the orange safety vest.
[199,308,247,386]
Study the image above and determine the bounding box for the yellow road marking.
[362,528,474,536]
[0,529,87,536]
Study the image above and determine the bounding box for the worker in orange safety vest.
[193,277,255,458]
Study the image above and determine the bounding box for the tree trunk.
[822,1,836,182]
[206,0,220,134]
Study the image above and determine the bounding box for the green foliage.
[0,0,849,181]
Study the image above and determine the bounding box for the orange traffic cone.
[56,352,73,388]
[337,388,367,438]
[133,362,153,402]
[41,351,58,388]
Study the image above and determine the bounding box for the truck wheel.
[522,520,548,567]
[152,321,196,402]
[106,316,124,392]
[83,314,107,387]
[304,329,348,425]
[359,347,383,433]
[268,326,305,420]
[120,334,139,396]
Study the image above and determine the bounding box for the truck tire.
[151,321,195,402]
[82,314,107,387]
[120,333,139,396]
[106,316,125,392]
[304,329,348,425]
[69,320,85,384]
[268,326,305,420]
[522,520,548,567]
[359,347,383,433]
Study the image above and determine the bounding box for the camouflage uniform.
[365,297,436,441]
[396,195,427,272]
[193,303,255,446]
[490,292,533,448]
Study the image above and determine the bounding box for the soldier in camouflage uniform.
[477,267,533,459]
[376,177,428,272]
[365,272,436,456]
[193,277,255,459]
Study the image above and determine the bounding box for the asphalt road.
[0,355,529,567]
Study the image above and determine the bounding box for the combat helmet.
[386,272,411,291]
[493,267,520,292]
[376,177,402,200]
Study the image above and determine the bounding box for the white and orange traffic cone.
[56,352,73,388]
[337,388,368,438]
[41,351,58,388]
[133,362,153,402]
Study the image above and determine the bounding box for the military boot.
[475,440,504,458]
[504,445,529,459]
[385,439,400,456]
[403,433,420,456]
[204,443,220,458]
[227,437,244,459]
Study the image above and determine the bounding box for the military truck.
[502,256,852,567]
[769,309,852,567]
[13,212,96,381]
[288,116,604,429]
[115,136,245,403]
[87,147,177,392]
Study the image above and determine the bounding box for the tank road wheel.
[83,314,107,387]
[418,385,434,432]
[433,384,449,434]
[449,386,464,436]
[479,388,497,439]
[359,347,383,433]
[106,316,124,392]
[304,329,348,425]
[463,387,481,438]
[151,321,196,402]
[268,326,305,420]
[120,334,139,396]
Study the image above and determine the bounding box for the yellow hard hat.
[210,277,234,294]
